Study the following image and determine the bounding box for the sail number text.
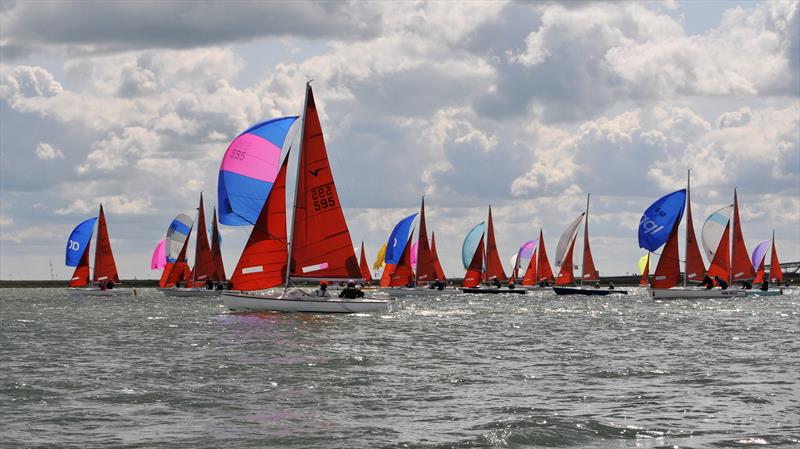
[311,185,336,211]
[229,149,247,161]
[68,240,81,251]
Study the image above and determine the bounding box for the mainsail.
[389,228,416,287]
[289,84,360,280]
[430,232,446,281]
[731,189,755,282]
[536,229,554,283]
[191,193,217,282]
[581,194,599,281]
[415,197,437,283]
[769,231,783,283]
[638,189,686,289]
[485,206,507,282]
[211,207,226,281]
[93,205,119,283]
[359,242,373,282]
[218,116,298,225]
[684,171,705,282]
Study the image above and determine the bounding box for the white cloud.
[34,142,65,160]
[0,65,63,99]
[717,107,753,129]
[54,196,152,216]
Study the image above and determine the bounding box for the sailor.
[429,279,445,290]
[99,280,108,291]
[608,282,615,290]
[742,280,752,290]
[205,278,214,290]
[714,276,728,290]
[700,275,714,289]
[594,282,600,289]
[339,280,364,299]
[507,279,516,289]
[759,278,769,291]
[106,280,114,290]
[491,277,501,288]
[315,281,329,297]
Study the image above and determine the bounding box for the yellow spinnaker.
[373,243,387,270]
[638,254,649,273]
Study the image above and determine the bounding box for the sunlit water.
[2,287,798,448]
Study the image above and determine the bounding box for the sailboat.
[519,229,555,289]
[645,174,745,299]
[65,205,126,296]
[746,232,784,297]
[221,83,391,313]
[159,213,193,289]
[553,194,626,296]
[380,197,454,297]
[462,206,526,294]
[162,193,224,297]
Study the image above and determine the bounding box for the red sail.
[166,229,192,287]
[484,207,507,281]
[389,230,415,287]
[651,220,681,289]
[379,264,396,287]
[229,152,290,291]
[463,235,485,288]
[289,84,360,280]
[521,249,537,286]
[431,232,446,281]
[753,258,765,284]
[359,242,373,283]
[211,207,226,281]
[639,253,650,286]
[93,205,120,283]
[770,234,783,282]
[537,230,554,282]
[159,262,174,288]
[191,193,217,282]
[706,221,731,282]
[684,179,705,282]
[69,239,91,287]
[415,197,437,283]
[555,237,577,285]
[581,205,598,281]
[731,190,755,282]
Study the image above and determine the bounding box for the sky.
[1,0,798,281]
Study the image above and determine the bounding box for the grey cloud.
[1,1,382,59]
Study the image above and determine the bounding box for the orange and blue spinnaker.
[218,116,298,225]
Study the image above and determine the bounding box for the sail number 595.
[312,185,335,211]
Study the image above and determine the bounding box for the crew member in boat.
[315,281,329,297]
[700,275,714,289]
[507,279,516,289]
[491,277,501,288]
[714,276,728,290]
[759,278,769,291]
[205,278,214,290]
[106,280,114,290]
[429,279,445,290]
[741,280,752,289]
[339,280,364,299]
[594,282,601,289]
[608,282,615,290]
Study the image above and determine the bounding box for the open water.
[1,287,798,448]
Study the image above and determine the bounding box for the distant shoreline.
[2,275,793,289]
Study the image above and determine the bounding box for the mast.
[285,82,310,289]
[684,171,689,286]
[582,194,589,286]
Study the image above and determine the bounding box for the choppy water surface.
[2,287,798,448]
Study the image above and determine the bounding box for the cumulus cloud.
[716,107,753,129]
[0,1,383,59]
[54,196,152,216]
[0,65,63,99]
[34,142,65,160]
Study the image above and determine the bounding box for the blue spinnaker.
[385,213,418,264]
[218,116,299,226]
[638,189,686,251]
[462,222,485,269]
[65,217,97,266]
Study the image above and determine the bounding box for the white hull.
[67,287,129,297]
[160,288,221,297]
[650,288,747,299]
[381,287,454,297]
[746,289,783,297]
[222,289,391,313]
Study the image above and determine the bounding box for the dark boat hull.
[552,286,628,296]
[462,287,527,295]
